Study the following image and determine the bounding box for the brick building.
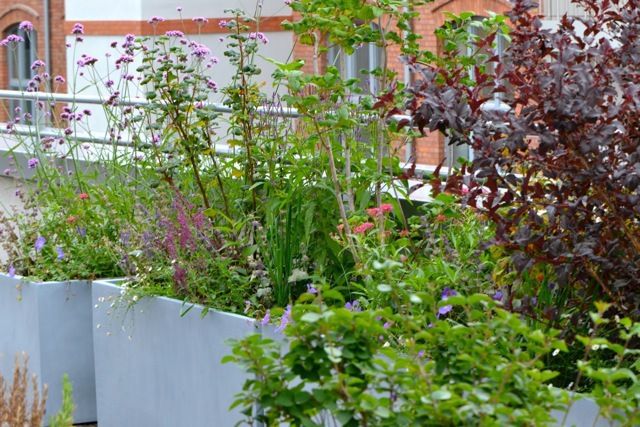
[0,0,582,166]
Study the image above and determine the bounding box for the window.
[4,24,37,117]
[447,16,508,167]
[327,41,384,95]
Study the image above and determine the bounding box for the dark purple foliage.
[407,0,640,322]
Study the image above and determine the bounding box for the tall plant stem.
[313,121,361,264]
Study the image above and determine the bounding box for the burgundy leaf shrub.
[407,0,640,325]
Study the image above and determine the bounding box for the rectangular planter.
[92,279,259,427]
[0,273,96,424]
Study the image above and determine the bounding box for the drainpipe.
[403,0,415,163]
[43,0,51,77]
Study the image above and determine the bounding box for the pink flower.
[366,207,381,217]
[380,203,393,213]
[354,222,375,234]
[461,184,470,195]
[367,204,393,217]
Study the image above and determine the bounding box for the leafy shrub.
[227,296,640,426]
[407,0,640,325]
[227,295,567,426]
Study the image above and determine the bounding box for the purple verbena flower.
[147,16,165,25]
[27,158,39,169]
[190,43,210,59]
[18,21,33,32]
[205,78,218,91]
[30,60,45,71]
[165,30,184,38]
[192,17,208,24]
[71,23,84,35]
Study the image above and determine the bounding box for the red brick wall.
[291,0,514,166]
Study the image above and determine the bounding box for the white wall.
[66,0,291,21]
[65,0,143,21]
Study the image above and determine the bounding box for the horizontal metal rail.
[0,89,300,117]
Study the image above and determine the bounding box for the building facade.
[0,0,585,166]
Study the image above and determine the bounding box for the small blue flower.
[345,300,361,312]
[441,287,457,300]
[56,246,65,260]
[492,290,504,302]
[306,284,318,295]
[437,304,453,318]
[8,264,16,277]
[34,236,46,252]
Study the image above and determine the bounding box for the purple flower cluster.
[165,30,184,38]
[27,158,39,169]
[148,16,166,25]
[0,34,24,46]
[189,42,210,59]
[77,54,98,67]
[18,21,34,32]
[30,60,46,71]
[248,32,269,45]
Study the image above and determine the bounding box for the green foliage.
[228,295,640,426]
[227,296,566,426]
[49,374,74,427]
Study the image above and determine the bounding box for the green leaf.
[431,389,452,400]
[300,312,322,323]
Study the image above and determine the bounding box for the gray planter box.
[553,396,619,427]
[92,279,259,427]
[0,273,96,424]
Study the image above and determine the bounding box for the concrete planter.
[553,396,619,427]
[92,279,258,427]
[0,273,96,424]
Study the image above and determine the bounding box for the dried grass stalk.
[0,353,47,426]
